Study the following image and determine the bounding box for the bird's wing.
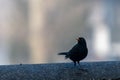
[69,44,80,53]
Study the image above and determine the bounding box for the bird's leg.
[77,61,80,65]
[73,61,76,66]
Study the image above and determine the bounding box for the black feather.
[58,52,67,55]
[58,37,88,66]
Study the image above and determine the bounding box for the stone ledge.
[0,61,120,80]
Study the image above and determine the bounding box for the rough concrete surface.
[0,61,120,80]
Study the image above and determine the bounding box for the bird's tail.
[58,52,69,59]
[58,52,67,55]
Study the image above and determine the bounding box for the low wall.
[0,61,120,80]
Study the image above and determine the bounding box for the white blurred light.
[89,2,111,59]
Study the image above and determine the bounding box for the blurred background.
[0,0,120,65]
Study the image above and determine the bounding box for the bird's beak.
[76,38,79,41]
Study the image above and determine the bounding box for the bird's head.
[76,37,86,44]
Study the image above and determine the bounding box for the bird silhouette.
[58,37,88,66]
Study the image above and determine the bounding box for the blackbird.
[58,37,88,66]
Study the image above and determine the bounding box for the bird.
[58,37,88,66]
